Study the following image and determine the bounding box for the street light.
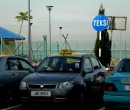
[46,6,53,55]
[59,27,62,50]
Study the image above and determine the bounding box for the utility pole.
[28,0,31,62]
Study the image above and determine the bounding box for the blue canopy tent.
[0,27,25,55]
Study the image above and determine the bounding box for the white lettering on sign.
[93,20,109,27]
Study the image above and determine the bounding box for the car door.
[90,57,106,79]
[6,58,34,86]
[83,57,95,83]
[17,58,34,79]
[90,57,106,92]
[83,56,102,92]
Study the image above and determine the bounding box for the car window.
[6,58,33,70]
[19,59,33,70]
[84,58,93,72]
[36,57,81,73]
[7,59,19,70]
[91,57,101,69]
[117,59,130,72]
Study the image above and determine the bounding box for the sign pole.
[99,31,101,57]
[92,14,110,58]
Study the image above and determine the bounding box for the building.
[0,27,25,56]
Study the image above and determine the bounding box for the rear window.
[116,59,130,72]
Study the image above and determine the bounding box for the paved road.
[1,97,105,110]
[1,105,105,110]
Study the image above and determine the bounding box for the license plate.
[31,91,51,96]
[125,85,130,90]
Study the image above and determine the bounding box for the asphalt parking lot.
[1,104,105,110]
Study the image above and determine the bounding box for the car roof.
[48,49,94,58]
[125,56,130,59]
[0,55,24,59]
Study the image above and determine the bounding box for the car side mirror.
[82,68,93,76]
[94,65,99,69]
[86,68,93,73]
[82,68,93,77]
[29,68,35,73]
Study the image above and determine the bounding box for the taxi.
[19,49,107,109]
[104,56,130,109]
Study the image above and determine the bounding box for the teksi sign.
[92,14,110,31]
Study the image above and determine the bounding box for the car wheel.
[97,76,105,102]
[4,87,20,105]
[5,89,14,105]
[0,88,14,108]
[74,92,86,110]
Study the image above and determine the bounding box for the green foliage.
[94,31,112,67]
[15,11,33,22]
[100,30,111,67]
[94,32,100,59]
[15,11,33,35]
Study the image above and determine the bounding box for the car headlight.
[58,81,74,89]
[20,81,27,89]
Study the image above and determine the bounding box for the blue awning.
[0,27,25,40]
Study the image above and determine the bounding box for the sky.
[0,0,130,50]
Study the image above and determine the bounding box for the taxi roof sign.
[60,49,72,56]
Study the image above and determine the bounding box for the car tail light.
[105,83,118,91]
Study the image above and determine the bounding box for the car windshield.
[36,56,81,73]
[116,59,130,72]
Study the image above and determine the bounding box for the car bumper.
[19,88,79,104]
[104,95,130,108]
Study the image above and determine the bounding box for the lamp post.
[28,0,31,62]
[46,6,53,55]
[59,27,62,50]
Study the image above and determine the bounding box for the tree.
[15,11,33,56]
[15,11,33,35]
[94,32,99,57]
[94,4,111,67]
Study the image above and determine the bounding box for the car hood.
[24,72,80,83]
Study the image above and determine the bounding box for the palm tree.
[15,11,33,56]
[15,11,33,35]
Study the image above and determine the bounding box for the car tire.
[0,88,14,108]
[97,76,105,103]
[78,93,85,109]
[73,92,86,110]
[6,89,13,103]
[4,88,14,105]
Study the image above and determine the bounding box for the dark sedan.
[0,56,34,107]
[19,49,107,110]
